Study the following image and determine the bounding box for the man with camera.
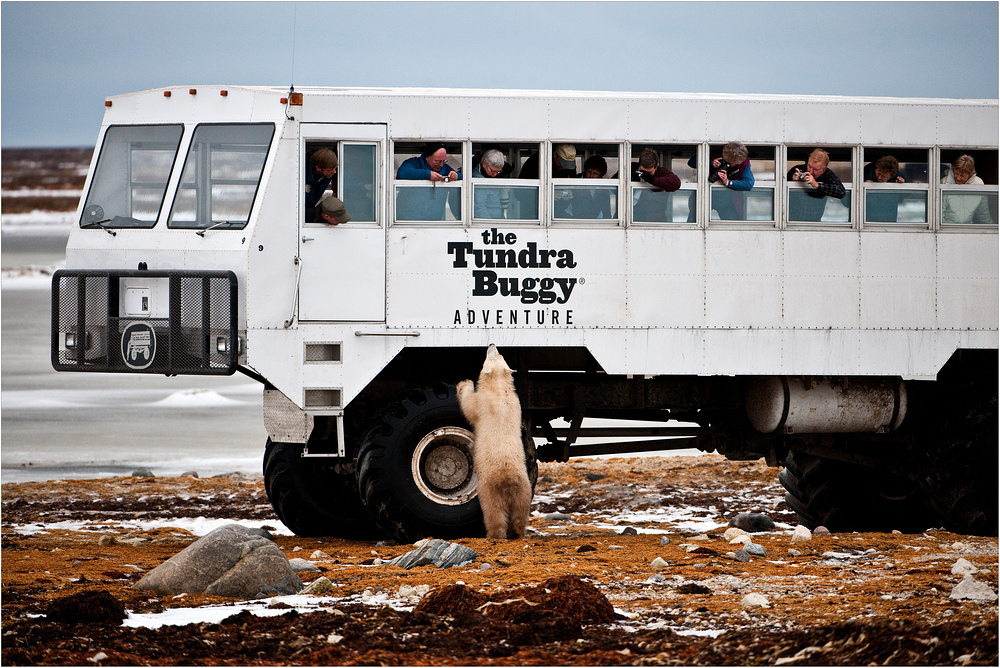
[787,148,847,221]
[632,148,682,222]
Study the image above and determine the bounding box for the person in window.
[632,148,682,222]
[574,155,614,219]
[472,149,506,219]
[395,143,462,220]
[305,148,338,218]
[519,143,577,179]
[787,148,846,221]
[689,141,754,220]
[942,155,994,224]
[315,194,351,226]
[863,155,906,222]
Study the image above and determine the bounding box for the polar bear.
[456,344,532,539]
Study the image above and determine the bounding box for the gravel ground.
[2,455,998,666]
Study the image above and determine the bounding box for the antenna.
[285,2,298,121]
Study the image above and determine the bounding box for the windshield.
[81,124,183,229]
[168,123,274,230]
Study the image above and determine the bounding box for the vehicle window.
[630,144,696,224]
[862,147,929,224]
[471,142,540,222]
[940,148,998,225]
[393,141,463,223]
[704,144,775,223]
[552,143,619,222]
[168,123,274,230]
[342,143,378,223]
[786,146,853,224]
[80,124,183,229]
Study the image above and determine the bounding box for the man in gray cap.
[316,195,351,225]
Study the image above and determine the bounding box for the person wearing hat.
[519,143,578,179]
[316,194,351,226]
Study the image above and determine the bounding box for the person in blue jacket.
[689,141,755,220]
[395,143,462,220]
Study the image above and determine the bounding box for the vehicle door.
[298,124,386,321]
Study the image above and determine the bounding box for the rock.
[87,652,109,664]
[386,539,478,570]
[684,545,718,555]
[479,562,492,571]
[729,534,751,545]
[134,524,302,599]
[723,527,750,541]
[131,467,155,478]
[301,577,336,595]
[576,544,597,553]
[583,473,611,482]
[98,535,116,547]
[651,557,669,569]
[690,533,710,541]
[733,549,751,563]
[788,548,803,557]
[791,525,813,542]
[543,512,573,521]
[813,525,831,535]
[676,582,712,594]
[620,527,638,536]
[179,471,199,478]
[744,543,767,557]
[952,558,978,576]
[288,558,320,573]
[398,584,430,600]
[659,536,671,545]
[950,575,998,602]
[728,513,774,533]
[741,592,770,609]
[310,550,331,560]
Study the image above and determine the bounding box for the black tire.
[779,450,932,533]
[263,439,383,539]
[357,384,538,543]
[915,367,998,536]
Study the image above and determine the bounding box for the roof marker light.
[164,91,171,97]
[105,100,112,107]
[189,88,197,95]
[220,90,228,97]
[279,97,288,104]
[289,92,303,106]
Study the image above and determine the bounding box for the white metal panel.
[783,102,862,144]
[937,232,1000,330]
[858,102,940,146]
[782,231,860,328]
[467,96,551,140]
[626,229,705,327]
[548,97,629,140]
[705,231,783,328]
[388,96,471,138]
[704,100,785,143]
[627,100,707,142]
[860,232,937,329]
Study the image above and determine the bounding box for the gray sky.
[2,1,997,147]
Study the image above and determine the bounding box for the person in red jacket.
[632,148,681,221]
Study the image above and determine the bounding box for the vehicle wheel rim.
[411,427,477,505]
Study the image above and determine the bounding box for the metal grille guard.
[51,269,239,375]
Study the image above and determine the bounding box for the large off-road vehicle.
[52,86,998,539]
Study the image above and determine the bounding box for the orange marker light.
[220,90,228,97]
[289,92,303,106]
[189,88,197,95]
[164,91,171,97]
[279,97,288,104]
[105,100,112,107]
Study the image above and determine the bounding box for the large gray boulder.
[134,524,302,599]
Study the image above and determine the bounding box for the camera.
[707,159,731,183]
